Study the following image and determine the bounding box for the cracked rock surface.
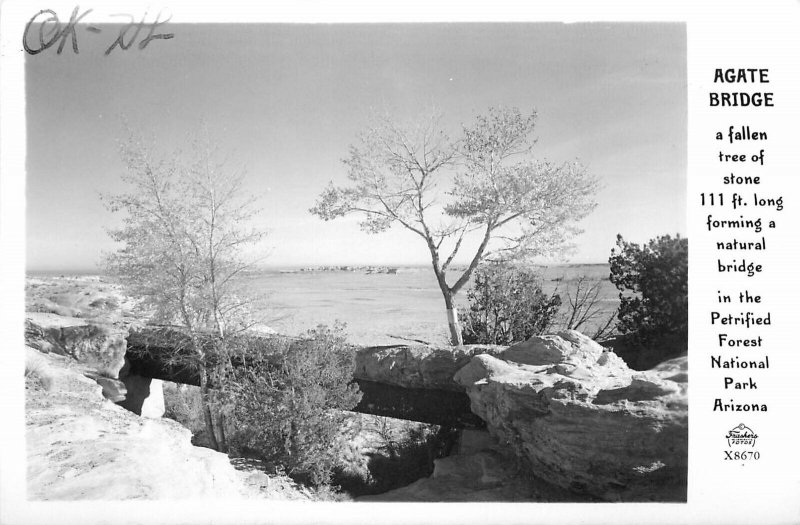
[454,330,688,502]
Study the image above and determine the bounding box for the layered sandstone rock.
[454,330,688,502]
[25,348,310,500]
[25,312,129,378]
[354,344,503,391]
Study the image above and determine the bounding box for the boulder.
[454,330,687,502]
[93,376,128,402]
[354,344,503,391]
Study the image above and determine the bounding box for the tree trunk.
[216,411,228,453]
[443,291,463,346]
[211,339,229,452]
[427,239,464,346]
[199,369,220,451]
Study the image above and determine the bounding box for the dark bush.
[609,234,688,349]
[223,323,362,487]
[461,263,561,345]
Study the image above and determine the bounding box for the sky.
[25,22,686,272]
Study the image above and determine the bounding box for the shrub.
[461,263,561,345]
[25,349,56,392]
[609,234,688,347]
[162,383,205,435]
[364,423,458,495]
[223,323,362,487]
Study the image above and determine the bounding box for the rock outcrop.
[354,344,503,391]
[25,347,311,500]
[454,330,688,502]
[25,312,129,378]
[358,443,580,502]
[23,276,687,502]
[358,450,538,502]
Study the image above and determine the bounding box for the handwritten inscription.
[23,6,173,55]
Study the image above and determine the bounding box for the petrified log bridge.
[126,329,503,428]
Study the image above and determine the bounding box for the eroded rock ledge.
[25,348,309,500]
[454,331,688,502]
[354,344,504,391]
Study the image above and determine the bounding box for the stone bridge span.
[26,313,690,502]
[125,329,503,428]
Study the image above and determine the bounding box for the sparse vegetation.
[163,383,204,433]
[461,263,561,345]
[312,107,599,345]
[609,234,688,347]
[606,234,688,369]
[221,323,362,487]
[558,275,618,342]
[364,423,458,495]
[104,126,267,451]
[25,352,56,392]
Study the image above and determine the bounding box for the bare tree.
[366,415,401,458]
[559,275,618,341]
[311,107,599,345]
[104,127,266,450]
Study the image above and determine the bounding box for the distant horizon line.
[26,261,611,275]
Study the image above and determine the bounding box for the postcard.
[1,1,798,524]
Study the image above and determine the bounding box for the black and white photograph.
[19,17,688,501]
[1,2,798,524]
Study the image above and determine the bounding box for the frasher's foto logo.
[726,423,758,447]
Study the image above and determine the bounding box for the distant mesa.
[275,264,470,275]
[287,265,403,274]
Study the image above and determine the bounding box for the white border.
[2,1,800,524]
